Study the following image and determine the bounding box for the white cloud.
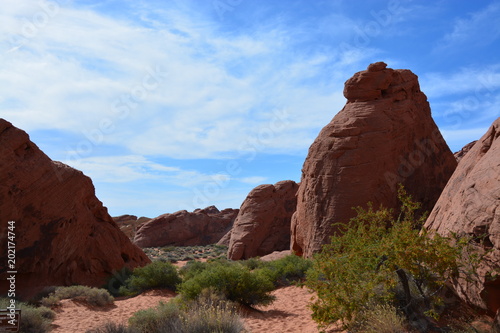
[68,154,230,187]
[239,176,268,185]
[421,65,500,98]
[0,0,371,160]
[437,2,500,50]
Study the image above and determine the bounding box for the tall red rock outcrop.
[133,206,238,248]
[0,119,150,299]
[291,62,457,258]
[424,118,500,314]
[227,180,298,260]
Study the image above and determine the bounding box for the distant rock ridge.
[291,62,457,258]
[0,119,150,299]
[227,180,298,260]
[133,206,238,247]
[425,117,500,314]
[454,140,477,163]
[113,215,152,240]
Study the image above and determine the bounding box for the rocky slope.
[424,117,500,314]
[0,119,150,299]
[291,62,457,257]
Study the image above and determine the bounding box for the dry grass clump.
[40,285,114,307]
[348,303,407,333]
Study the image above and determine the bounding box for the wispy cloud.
[239,176,268,185]
[436,2,500,51]
[71,155,230,188]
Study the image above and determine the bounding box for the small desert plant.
[178,261,275,306]
[128,290,245,333]
[40,285,114,307]
[86,322,140,333]
[182,298,245,333]
[0,298,55,333]
[119,261,181,296]
[348,303,407,333]
[128,301,184,333]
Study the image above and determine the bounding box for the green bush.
[261,255,312,286]
[86,322,140,333]
[178,261,275,306]
[40,285,114,307]
[119,261,181,296]
[305,186,479,330]
[0,298,55,333]
[103,267,133,297]
[129,301,183,333]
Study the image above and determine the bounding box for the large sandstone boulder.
[227,180,298,260]
[134,206,238,247]
[291,62,457,258]
[0,119,150,299]
[424,118,500,314]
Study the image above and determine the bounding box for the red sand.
[50,286,340,333]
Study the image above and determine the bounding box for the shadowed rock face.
[227,180,298,260]
[425,117,500,314]
[0,119,150,299]
[133,206,238,248]
[291,62,457,258]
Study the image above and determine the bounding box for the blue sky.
[1,0,499,218]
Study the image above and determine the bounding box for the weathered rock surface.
[133,206,238,248]
[0,119,150,299]
[291,62,457,258]
[113,215,151,240]
[227,180,298,260]
[454,140,477,163]
[424,118,500,314]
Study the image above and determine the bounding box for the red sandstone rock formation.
[454,140,477,163]
[227,180,298,260]
[0,119,150,299]
[291,62,457,258]
[133,206,238,248]
[425,117,500,314]
[113,215,151,240]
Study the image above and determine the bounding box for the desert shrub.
[119,261,181,296]
[348,303,407,333]
[40,285,114,307]
[178,261,275,306]
[86,322,140,333]
[306,185,478,330]
[0,298,55,333]
[240,257,263,270]
[261,255,313,286]
[178,260,210,281]
[128,301,183,333]
[103,266,134,297]
[128,290,245,333]
[181,297,245,333]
